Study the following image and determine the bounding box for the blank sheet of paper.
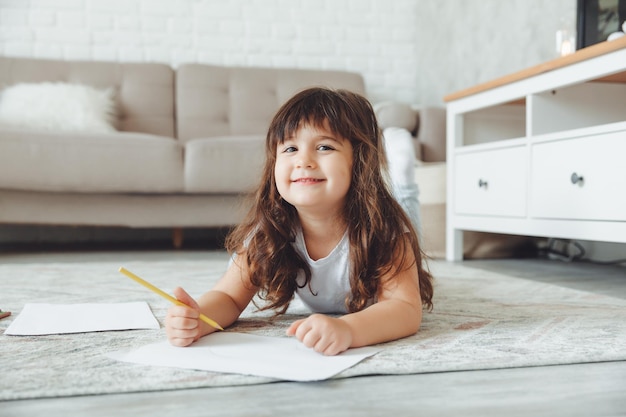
[4,302,160,335]
[108,332,379,381]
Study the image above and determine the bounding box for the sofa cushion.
[0,127,184,193]
[0,57,175,138]
[184,135,265,193]
[176,64,365,142]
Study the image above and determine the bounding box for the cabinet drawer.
[530,130,626,221]
[454,146,527,217]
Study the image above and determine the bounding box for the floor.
[2,248,625,417]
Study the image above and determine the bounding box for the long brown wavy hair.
[225,87,433,314]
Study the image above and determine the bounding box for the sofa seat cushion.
[0,127,184,193]
[185,135,265,193]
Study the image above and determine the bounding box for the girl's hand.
[286,314,353,356]
[165,287,202,347]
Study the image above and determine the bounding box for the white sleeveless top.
[293,228,351,314]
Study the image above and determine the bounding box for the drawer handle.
[478,179,488,188]
[570,172,584,185]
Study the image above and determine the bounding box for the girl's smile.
[292,177,324,184]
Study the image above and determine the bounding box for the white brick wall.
[0,0,422,103]
[0,0,575,105]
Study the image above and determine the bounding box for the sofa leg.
[172,228,184,249]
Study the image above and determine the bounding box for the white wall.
[0,0,575,106]
[418,0,577,104]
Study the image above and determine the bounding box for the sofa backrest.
[0,56,175,138]
[175,64,366,142]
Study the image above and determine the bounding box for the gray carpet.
[2,253,626,400]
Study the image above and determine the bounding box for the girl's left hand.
[286,314,353,356]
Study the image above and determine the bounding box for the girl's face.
[274,121,353,218]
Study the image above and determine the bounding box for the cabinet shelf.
[529,82,626,136]
[462,100,525,146]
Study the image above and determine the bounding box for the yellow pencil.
[118,267,223,331]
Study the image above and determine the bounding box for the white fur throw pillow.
[0,82,117,133]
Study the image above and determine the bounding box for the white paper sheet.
[4,302,160,335]
[108,332,379,382]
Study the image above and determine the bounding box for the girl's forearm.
[339,300,422,347]
[196,290,246,336]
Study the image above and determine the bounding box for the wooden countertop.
[444,35,626,102]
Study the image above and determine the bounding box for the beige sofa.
[0,56,446,248]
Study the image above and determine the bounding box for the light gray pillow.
[0,82,117,133]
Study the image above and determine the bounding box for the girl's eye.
[282,146,297,153]
[318,144,335,151]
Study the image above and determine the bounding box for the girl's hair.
[226,87,433,314]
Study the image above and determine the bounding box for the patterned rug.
[2,253,626,400]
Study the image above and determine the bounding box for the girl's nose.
[296,151,315,168]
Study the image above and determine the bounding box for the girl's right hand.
[165,287,202,347]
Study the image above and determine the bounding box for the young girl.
[166,87,433,356]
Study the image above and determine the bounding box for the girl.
[166,87,433,356]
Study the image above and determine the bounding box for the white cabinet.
[445,37,626,260]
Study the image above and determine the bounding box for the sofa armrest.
[374,101,419,133]
[374,102,446,163]
[415,106,446,163]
